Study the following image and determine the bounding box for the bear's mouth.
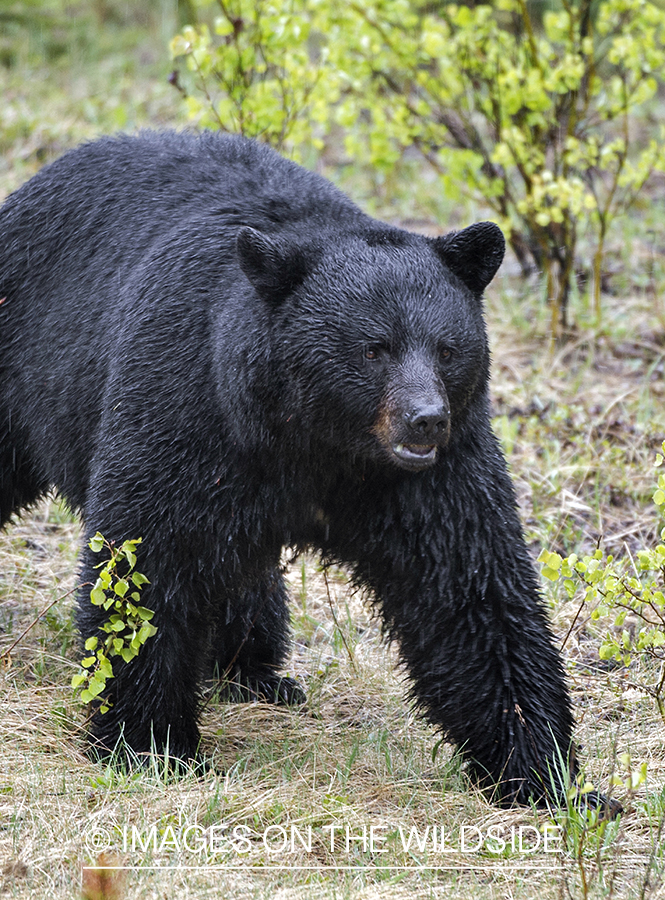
[392,443,437,469]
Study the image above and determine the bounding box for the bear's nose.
[406,404,448,440]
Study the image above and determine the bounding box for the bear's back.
[0,131,363,284]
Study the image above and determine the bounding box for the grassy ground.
[1,3,665,898]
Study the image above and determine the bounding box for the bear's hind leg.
[212,569,306,706]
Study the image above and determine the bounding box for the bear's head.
[237,222,504,472]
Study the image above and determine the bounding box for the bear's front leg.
[343,451,575,805]
[388,566,574,805]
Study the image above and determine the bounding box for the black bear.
[0,131,573,804]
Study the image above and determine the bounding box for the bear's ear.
[236,227,319,305]
[432,222,505,294]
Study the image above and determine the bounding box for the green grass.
[0,0,185,197]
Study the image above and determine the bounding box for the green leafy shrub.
[327,0,665,334]
[170,0,665,335]
[540,440,665,719]
[71,533,155,713]
[169,0,335,156]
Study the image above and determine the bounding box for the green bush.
[540,440,665,720]
[328,0,665,334]
[170,0,665,335]
[169,0,335,156]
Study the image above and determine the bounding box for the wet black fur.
[0,131,574,803]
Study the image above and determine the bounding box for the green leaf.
[138,622,158,643]
[86,675,107,698]
[114,579,129,598]
[98,658,114,680]
[90,585,107,606]
[89,533,105,553]
[136,607,155,621]
[563,578,576,598]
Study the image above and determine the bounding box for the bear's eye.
[364,343,389,362]
[439,346,454,362]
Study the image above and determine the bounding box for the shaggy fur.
[0,131,574,804]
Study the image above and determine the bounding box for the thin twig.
[323,569,357,674]
[0,583,88,663]
[560,596,587,652]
